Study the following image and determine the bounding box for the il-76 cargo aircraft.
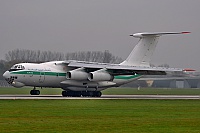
[3,32,191,97]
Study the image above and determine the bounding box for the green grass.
[0,87,200,132]
[1,87,200,95]
[103,87,200,95]
[0,100,200,133]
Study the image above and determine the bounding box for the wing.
[61,60,191,76]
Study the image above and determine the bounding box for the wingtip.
[183,68,195,72]
[181,32,191,34]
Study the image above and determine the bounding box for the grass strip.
[0,100,200,133]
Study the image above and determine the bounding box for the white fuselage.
[3,61,141,91]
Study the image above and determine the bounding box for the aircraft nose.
[3,71,10,79]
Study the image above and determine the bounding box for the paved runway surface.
[0,95,200,99]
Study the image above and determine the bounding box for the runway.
[0,95,200,99]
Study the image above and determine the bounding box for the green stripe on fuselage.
[114,74,141,80]
[11,71,66,76]
[11,71,141,79]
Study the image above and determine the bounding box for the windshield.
[9,64,25,72]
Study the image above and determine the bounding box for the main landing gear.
[62,91,102,97]
[30,87,40,95]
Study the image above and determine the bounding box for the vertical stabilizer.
[120,32,190,67]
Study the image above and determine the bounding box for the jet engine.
[88,70,113,81]
[66,68,88,80]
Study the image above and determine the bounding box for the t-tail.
[120,32,190,67]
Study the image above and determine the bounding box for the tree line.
[4,49,122,63]
[0,49,123,80]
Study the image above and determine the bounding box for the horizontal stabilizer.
[130,32,190,38]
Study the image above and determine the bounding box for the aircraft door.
[39,72,45,83]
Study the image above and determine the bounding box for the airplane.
[3,31,191,97]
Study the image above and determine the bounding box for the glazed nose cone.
[3,71,10,79]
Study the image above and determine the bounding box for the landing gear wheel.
[81,91,88,97]
[61,91,102,97]
[95,91,102,97]
[81,91,102,97]
[62,91,67,97]
[62,91,82,97]
[30,90,40,95]
[74,91,81,97]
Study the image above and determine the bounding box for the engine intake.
[88,71,113,81]
[66,68,88,80]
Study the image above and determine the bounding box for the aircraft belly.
[63,87,106,91]
[23,75,65,87]
[60,80,116,88]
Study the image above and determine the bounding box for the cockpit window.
[9,65,25,72]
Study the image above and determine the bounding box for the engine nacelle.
[66,68,88,80]
[88,71,113,81]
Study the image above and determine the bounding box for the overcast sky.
[1,0,200,70]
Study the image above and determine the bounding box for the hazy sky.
[1,0,200,70]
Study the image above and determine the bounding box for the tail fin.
[120,32,190,67]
